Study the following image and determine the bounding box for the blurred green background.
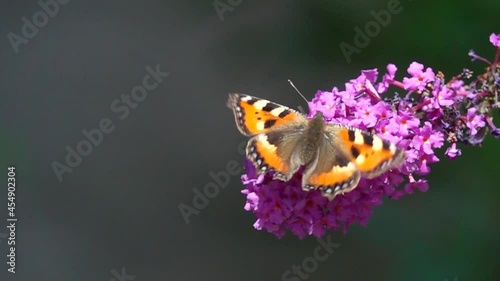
[281,1,500,280]
[1,0,499,280]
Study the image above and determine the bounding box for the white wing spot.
[253,100,268,110]
[355,154,366,165]
[270,107,286,117]
[372,136,383,151]
[256,121,265,131]
[389,144,397,154]
[354,131,365,145]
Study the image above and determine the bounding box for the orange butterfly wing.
[227,93,305,136]
[303,125,405,200]
[337,127,405,178]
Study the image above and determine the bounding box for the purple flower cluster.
[240,33,500,239]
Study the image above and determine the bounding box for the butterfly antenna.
[288,79,309,103]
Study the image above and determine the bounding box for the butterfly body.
[227,93,404,200]
[297,112,325,164]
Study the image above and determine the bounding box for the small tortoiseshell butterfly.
[227,93,405,200]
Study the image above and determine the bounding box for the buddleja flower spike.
[228,33,500,239]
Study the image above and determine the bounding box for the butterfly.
[227,93,405,200]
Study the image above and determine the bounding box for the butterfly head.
[311,111,324,120]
